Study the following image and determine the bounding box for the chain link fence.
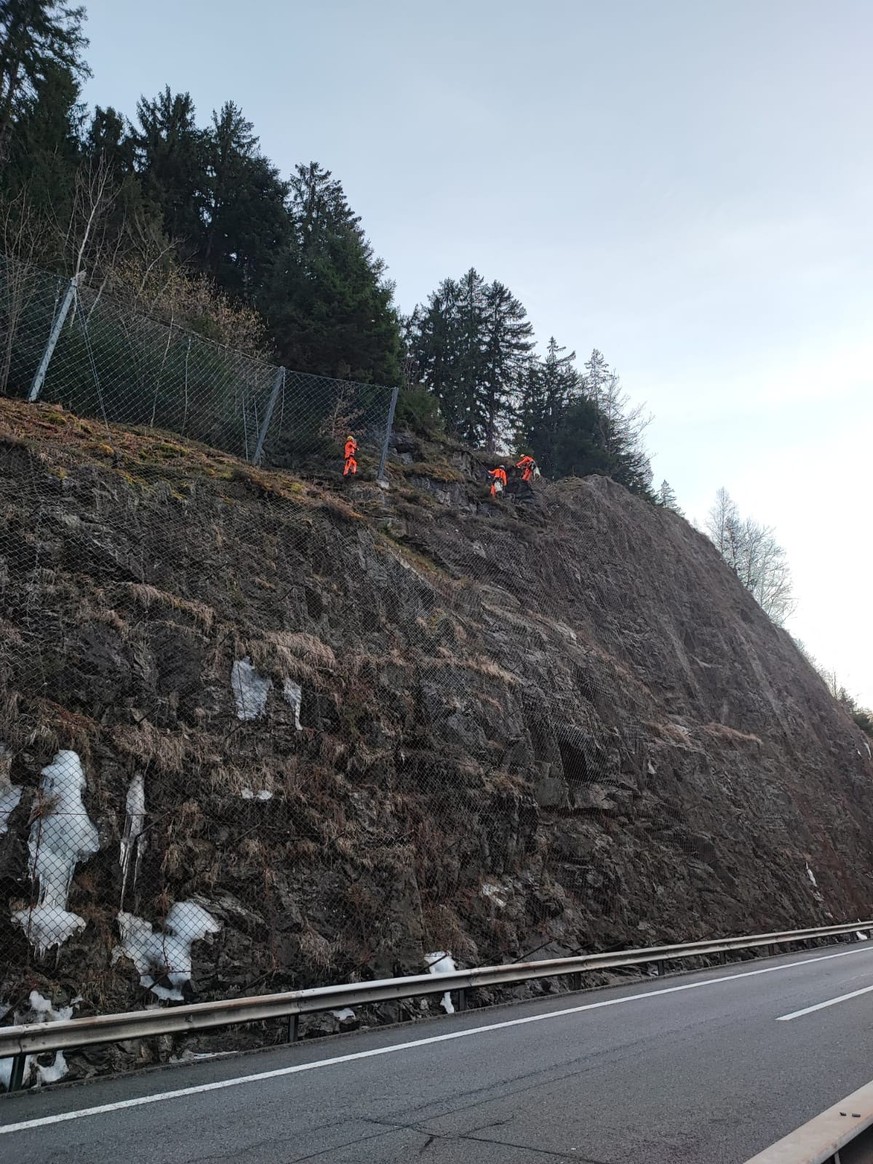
[0,253,397,475]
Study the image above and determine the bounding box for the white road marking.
[2,944,872,1137]
[777,981,873,1021]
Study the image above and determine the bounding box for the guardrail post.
[656,960,666,977]
[376,385,399,485]
[8,1051,27,1091]
[252,366,284,466]
[570,972,582,992]
[287,1014,299,1043]
[456,989,466,1012]
[28,274,78,403]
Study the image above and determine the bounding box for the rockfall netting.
[2,251,862,1086]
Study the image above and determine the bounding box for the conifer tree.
[266,162,401,383]
[656,480,683,513]
[0,0,89,157]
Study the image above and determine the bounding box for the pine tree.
[266,162,401,383]
[1,59,84,261]
[86,105,136,177]
[134,87,207,249]
[656,479,683,514]
[479,280,534,451]
[200,102,288,299]
[408,269,533,449]
[516,337,579,475]
[0,0,89,157]
[582,349,653,494]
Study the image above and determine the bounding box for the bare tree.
[706,487,796,624]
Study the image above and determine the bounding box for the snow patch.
[0,743,21,836]
[806,864,818,887]
[240,788,273,801]
[115,901,220,1002]
[0,991,76,1091]
[283,679,303,731]
[11,751,99,957]
[856,931,870,941]
[330,1008,356,1023]
[120,772,146,905]
[481,881,507,908]
[232,658,271,721]
[426,951,457,1014]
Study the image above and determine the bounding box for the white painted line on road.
[776,981,873,1021]
[3,944,872,1137]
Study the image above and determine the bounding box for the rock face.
[0,399,871,1049]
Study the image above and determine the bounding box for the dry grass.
[297,926,336,971]
[123,582,215,631]
[262,631,336,671]
[111,721,188,775]
[702,722,763,747]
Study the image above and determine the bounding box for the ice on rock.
[283,679,303,731]
[0,991,76,1091]
[0,743,21,837]
[232,658,271,721]
[11,751,99,957]
[120,772,146,904]
[426,951,458,1014]
[115,901,221,1002]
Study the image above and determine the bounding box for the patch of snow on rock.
[11,751,99,957]
[283,679,303,730]
[806,864,818,887]
[0,991,77,1090]
[232,658,271,721]
[481,881,507,908]
[120,772,146,903]
[426,951,457,1014]
[115,901,220,1002]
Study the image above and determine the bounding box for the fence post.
[252,366,285,466]
[376,385,400,485]
[28,274,79,403]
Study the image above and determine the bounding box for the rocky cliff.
[1,397,871,1070]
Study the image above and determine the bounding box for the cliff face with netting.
[1,397,871,1072]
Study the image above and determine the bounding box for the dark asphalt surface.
[4,943,873,1163]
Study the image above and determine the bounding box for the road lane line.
[777,981,873,1021]
[3,944,873,1137]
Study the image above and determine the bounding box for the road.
[4,943,873,1163]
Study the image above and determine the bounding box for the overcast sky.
[80,0,873,703]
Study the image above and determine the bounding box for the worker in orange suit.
[516,454,538,483]
[343,435,358,477]
[488,466,508,497]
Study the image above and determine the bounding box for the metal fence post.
[252,366,285,466]
[376,384,400,484]
[28,274,78,403]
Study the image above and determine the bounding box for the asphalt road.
[4,943,873,1163]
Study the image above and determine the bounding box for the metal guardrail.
[746,1076,873,1163]
[1,920,870,1091]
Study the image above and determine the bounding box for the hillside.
[1,397,871,1076]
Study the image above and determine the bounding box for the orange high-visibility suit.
[516,455,537,483]
[343,436,358,477]
[488,467,508,496]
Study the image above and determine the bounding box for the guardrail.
[1,919,870,1092]
[745,1076,873,1163]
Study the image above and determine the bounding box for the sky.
[79,0,873,703]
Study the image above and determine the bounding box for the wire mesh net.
[0,250,788,1085]
[0,253,396,473]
